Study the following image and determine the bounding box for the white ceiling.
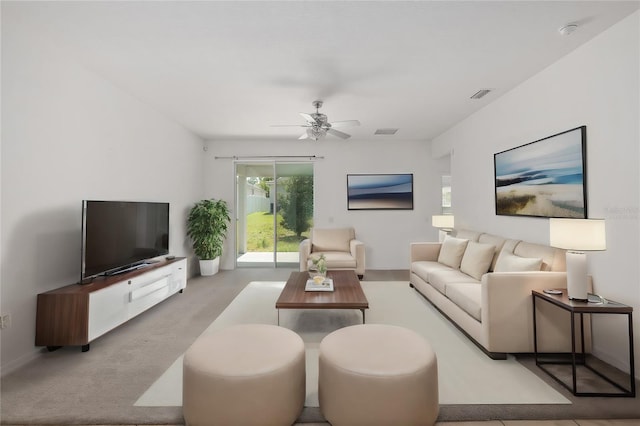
[5,1,639,142]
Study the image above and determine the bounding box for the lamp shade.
[549,218,606,251]
[432,215,454,229]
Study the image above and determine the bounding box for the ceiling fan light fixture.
[307,126,326,141]
[275,100,357,140]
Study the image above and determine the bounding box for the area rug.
[135,281,570,407]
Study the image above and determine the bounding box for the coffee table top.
[276,270,369,310]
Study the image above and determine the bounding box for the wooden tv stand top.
[42,257,186,295]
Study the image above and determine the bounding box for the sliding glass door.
[235,161,314,268]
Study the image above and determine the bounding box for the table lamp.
[432,215,454,242]
[549,218,606,301]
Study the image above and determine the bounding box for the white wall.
[432,12,640,377]
[204,139,449,270]
[1,14,205,374]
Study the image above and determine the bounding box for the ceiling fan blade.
[298,132,309,140]
[330,120,360,128]
[300,113,316,123]
[271,124,306,127]
[327,128,351,139]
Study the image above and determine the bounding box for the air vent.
[470,89,492,99]
[374,128,399,135]
[559,24,578,36]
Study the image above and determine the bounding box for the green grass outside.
[245,211,310,252]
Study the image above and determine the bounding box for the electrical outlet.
[0,314,11,329]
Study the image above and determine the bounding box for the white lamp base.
[566,251,588,301]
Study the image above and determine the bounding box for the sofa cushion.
[309,251,356,269]
[478,233,507,271]
[454,229,481,242]
[460,241,495,280]
[437,236,469,269]
[312,228,354,253]
[428,268,479,295]
[411,261,451,283]
[513,241,564,272]
[445,283,482,322]
[494,251,542,272]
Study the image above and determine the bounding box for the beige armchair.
[299,227,365,279]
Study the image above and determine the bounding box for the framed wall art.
[347,173,413,210]
[494,126,587,218]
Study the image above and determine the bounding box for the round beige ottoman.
[319,324,438,426]
[182,324,305,426]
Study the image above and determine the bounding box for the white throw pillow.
[494,251,543,272]
[460,241,496,280]
[437,236,469,269]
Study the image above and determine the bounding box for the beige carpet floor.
[135,280,569,407]
[2,268,639,425]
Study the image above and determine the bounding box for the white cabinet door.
[88,281,129,341]
[128,265,172,318]
[128,277,170,318]
[169,258,187,293]
[87,259,186,344]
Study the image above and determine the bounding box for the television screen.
[81,200,169,281]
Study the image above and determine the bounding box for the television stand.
[36,257,187,351]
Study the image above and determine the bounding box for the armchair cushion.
[300,227,365,276]
[312,228,355,253]
[309,251,357,269]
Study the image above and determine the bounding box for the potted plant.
[309,254,328,284]
[187,199,231,276]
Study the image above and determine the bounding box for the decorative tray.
[305,278,334,292]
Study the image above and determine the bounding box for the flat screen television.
[81,200,169,282]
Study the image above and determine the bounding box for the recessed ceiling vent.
[374,128,399,135]
[559,23,579,36]
[470,89,492,99]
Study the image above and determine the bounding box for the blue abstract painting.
[347,174,413,210]
[494,126,587,218]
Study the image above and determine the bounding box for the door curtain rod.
[214,155,324,160]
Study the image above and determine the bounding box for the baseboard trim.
[1,347,43,378]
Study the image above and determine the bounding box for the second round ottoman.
[183,324,305,426]
[319,324,438,426]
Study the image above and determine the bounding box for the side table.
[532,289,635,397]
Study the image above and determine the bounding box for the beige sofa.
[409,229,591,359]
[299,227,365,278]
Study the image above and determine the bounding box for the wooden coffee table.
[276,270,369,325]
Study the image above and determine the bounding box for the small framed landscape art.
[494,126,587,219]
[347,173,413,210]
[494,126,587,218]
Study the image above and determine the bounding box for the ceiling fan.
[272,100,360,141]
